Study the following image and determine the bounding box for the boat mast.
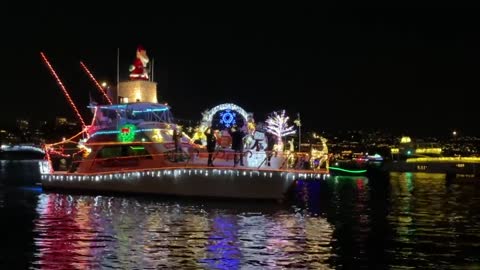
[117,48,120,103]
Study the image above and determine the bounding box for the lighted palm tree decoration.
[265,110,296,151]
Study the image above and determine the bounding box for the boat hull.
[41,168,326,200]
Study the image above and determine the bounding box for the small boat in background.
[0,144,45,160]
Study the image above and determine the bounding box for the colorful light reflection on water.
[2,164,480,269]
[29,193,335,269]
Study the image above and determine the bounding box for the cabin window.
[128,145,151,157]
[119,96,129,103]
[96,145,153,160]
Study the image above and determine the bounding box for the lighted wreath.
[118,124,137,142]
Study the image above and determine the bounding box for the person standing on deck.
[265,132,276,166]
[229,125,245,166]
[204,127,217,167]
[172,127,180,161]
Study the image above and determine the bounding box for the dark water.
[1,161,480,269]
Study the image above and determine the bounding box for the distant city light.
[453,131,457,136]
[101,82,107,88]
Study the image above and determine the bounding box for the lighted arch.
[201,103,250,128]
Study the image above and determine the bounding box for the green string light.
[329,166,367,174]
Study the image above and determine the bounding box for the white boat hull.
[41,168,326,200]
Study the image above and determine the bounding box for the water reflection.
[388,172,480,268]
[0,186,41,269]
[34,194,98,269]
[2,167,480,268]
[32,193,335,269]
[294,176,372,268]
[0,160,41,186]
[203,215,241,269]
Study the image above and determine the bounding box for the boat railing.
[257,150,279,169]
[55,149,328,174]
[212,149,229,162]
[184,148,200,166]
[287,150,327,171]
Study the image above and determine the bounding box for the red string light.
[43,145,53,173]
[90,106,98,126]
[40,52,87,129]
[80,61,113,105]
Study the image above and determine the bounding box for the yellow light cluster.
[151,129,164,143]
[247,122,256,132]
[400,136,411,143]
[191,130,206,142]
[415,148,442,154]
[391,148,399,154]
[77,142,92,157]
[406,157,480,163]
[311,149,324,159]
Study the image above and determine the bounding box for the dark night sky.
[2,7,480,136]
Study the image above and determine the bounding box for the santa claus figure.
[129,45,150,80]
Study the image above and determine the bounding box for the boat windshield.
[88,102,173,129]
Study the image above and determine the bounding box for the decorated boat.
[39,46,330,200]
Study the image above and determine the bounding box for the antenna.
[117,48,120,101]
[151,58,154,82]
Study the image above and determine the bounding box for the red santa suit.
[129,45,149,80]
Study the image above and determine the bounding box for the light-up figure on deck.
[129,45,150,80]
[265,110,296,151]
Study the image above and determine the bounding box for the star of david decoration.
[219,109,236,128]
